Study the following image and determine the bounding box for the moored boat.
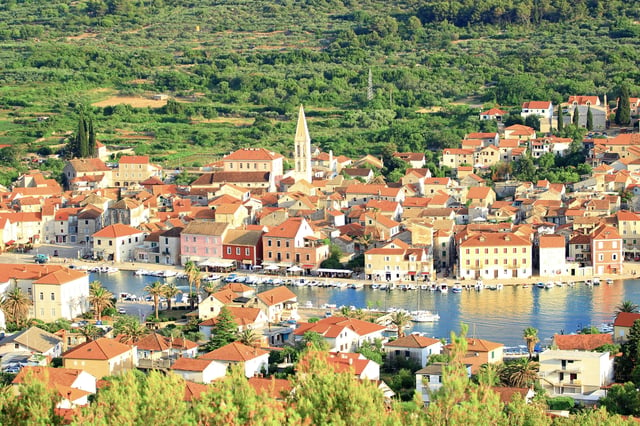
[410,310,440,322]
[439,283,449,293]
[452,283,463,293]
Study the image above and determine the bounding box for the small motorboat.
[593,277,601,286]
[439,283,449,293]
[544,282,554,289]
[410,310,440,322]
[474,280,484,291]
[452,283,463,293]
[606,278,614,285]
[536,282,545,289]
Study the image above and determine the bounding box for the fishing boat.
[410,310,440,322]
[606,278,614,285]
[536,282,545,288]
[439,283,449,293]
[452,283,463,293]
[371,284,380,290]
[544,282,554,289]
[474,280,484,291]
[593,277,601,286]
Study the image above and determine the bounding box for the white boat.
[378,284,388,291]
[161,270,177,278]
[100,266,119,274]
[452,284,463,293]
[544,282,554,289]
[606,278,614,285]
[536,282,546,288]
[593,277,601,286]
[419,284,430,290]
[410,310,440,322]
[496,284,504,290]
[371,284,379,290]
[303,301,313,308]
[555,281,564,287]
[585,279,593,286]
[134,269,148,276]
[438,283,449,293]
[474,280,484,291]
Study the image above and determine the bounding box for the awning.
[242,260,252,265]
[264,264,279,270]
[5,240,15,245]
[421,272,430,275]
[408,272,416,276]
[287,265,303,272]
[302,264,315,269]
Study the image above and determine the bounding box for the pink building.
[180,220,229,266]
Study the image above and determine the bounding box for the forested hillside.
[0,0,638,170]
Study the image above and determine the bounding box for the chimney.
[349,358,353,365]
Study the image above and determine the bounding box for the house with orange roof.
[212,203,250,228]
[42,207,81,244]
[354,154,383,170]
[134,332,198,369]
[613,312,640,342]
[113,155,161,188]
[344,184,404,207]
[197,288,240,320]
[463,186,496,209]
[106,197,148,228]
[364,239,433,282]
[442,148,475,169]
[364,199,403,221]
[63,158,112,190]
[0,212,43,245]
[444,338,504,374]
[457,232,532,279]
[326,352,380,380]
[616,210,640,258]
[222,228,263,270]
[590,224,622,274]
[461,138,483,150]
[76,205,104,246]
[62,337,137,379]
[200,341,269,378]
[538,234,568,277]
[393,152,426,169]
[520,101,554,131]
[504,124,536,141]
[13,366,96,409]
[170,357,221,384]
[474,145,500,168]
[12,172,62,199]
[311,150,339,178]
[261,217,329,271]
[255,286,298,322]
[92,223,146,262]
[466,132,499,146]
[293,316,386,352]
[479,107,507,121]
[384,334,442,367]
[199,307,268,340]
[401,168,431,193]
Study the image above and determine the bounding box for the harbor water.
[91,271,639,348]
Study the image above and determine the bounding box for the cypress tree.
[557,105,564,133]
[616,84,631,125]
[572,105,580,126]
[586,105,593,130]
[88,117,97,157]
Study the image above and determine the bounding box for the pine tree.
[207,306,238,350]
[586,105,593,130]
[88,117,97,157]
[616,84,631,125]
[572,105,580,126]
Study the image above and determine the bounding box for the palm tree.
[144,281,167,321]
[118,321,149,343]
[203,281,217,296]
[184,261,201,309]
[616,300,639,315]
[89,280,114,322]
[162,283,181,312]
[238,329,261,347]
[390,310,411,339]
[1,286,32,328]
[502,359,540,388]
[523,327,539,360]
[79,323,102,341]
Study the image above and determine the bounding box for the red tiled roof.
[553,333,613,351]
[539,235,566,249]
[223,148,283,161]
[119,155,149,164]
[293,316,385,338]
[257,286,297,306]
[614,312,640,328]
[201,341,268,362]
[171,358,215,372]
[247,377,292,399]
[92,223,142,238]
[63,338,133,360]
[384,334,440,348]
[522,101,551,109]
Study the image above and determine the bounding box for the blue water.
[91,271,640,348]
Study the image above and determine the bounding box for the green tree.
[390,310,411,338]
[113,315,149,342]
[586,105,593,130]
[238,329,260,347]
[143,281,166,321]
[88,280,114,322]
[572,106,580,126]
[501,358,539,388]
[616,319,640,382]
[79,323,102,341]
[206,306,238,350]
[162,283,181,312]
[616,300,639,315]
[184,260,201,309]
[616,84,631,125]
[599,382,640,416]
[356,339,385,364]
[557,106,564,133]
[1,286,32,328]
[0,368,63,425]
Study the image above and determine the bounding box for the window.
[466,260,470,265]
[236,247,241,255]
[50,293,55,301]
[39,292,43,300]
[97,240,102,246]
[612,254,618,260]
[227,247,231,254]
[245,248,250,256]
[276,240,281,248]
[503,248,507,253]
[484,248,488,254]
[494,248,498,254]
[513,248,517,253]
[465,249,470,254]
[522,247,526,253]
[109,241,113,246]
[599,254,604,261]
[384,256,390,262]
[268,251,272,259]
[522,258,527,264]
[475,249,479,254]
[285,241,290,248]
[268,239,272,247]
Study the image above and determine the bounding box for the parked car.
[34,254,49,264]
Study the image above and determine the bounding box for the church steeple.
[294,104,312,183]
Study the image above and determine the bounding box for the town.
[1,96,640,423]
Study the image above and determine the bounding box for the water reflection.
[92,272,640,347]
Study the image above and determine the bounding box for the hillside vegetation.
[0,0,638,167]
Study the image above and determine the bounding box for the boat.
[419,284,430,290]
[161,270,177,278]
[303,301,313,308]
[438,283,449,293]
[544,282,554,289]
[474,280,484,291]
[496,283,504,290]
[585,279,593,286]
[348,283,363,289]
[536,282,545,288]
[606,278,614,285]
[100,266,119,274]
[555,281,564,287]
[134,269,148,276]
[410,310,440,322]
[593,277,601,286]
[452,283,463,293]
[567,281,575,287]
[371,284,380,290]
[378,284,388,291]
[521,284,529,289]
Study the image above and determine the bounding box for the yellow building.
[365,240,433,282]
[62,338,137,379]
[113,155,161,188]
[457,232,532,279]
